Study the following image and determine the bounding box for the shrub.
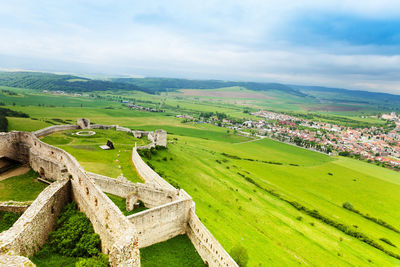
[75,254,109,267]
[230,244,249,267]
[48,202,102,258]
[342,202,354,210]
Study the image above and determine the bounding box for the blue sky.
[0,1,400,94]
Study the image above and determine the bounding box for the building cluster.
[250,110,400,169]
[182,110,400,169]
[128,104,161,112]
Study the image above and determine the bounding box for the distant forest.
[113,77,307,96]
[0,72,142,93]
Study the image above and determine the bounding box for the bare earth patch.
[179,89,275,99]
[0,165,30,181]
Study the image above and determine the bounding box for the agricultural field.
[1,83,400,266]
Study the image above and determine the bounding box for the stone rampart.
[0,179,71,257]
[131,147,175,190]
[33,124,78,137]
[127,193,192,248]
[88,172,179,208]
[0,201,31,213]
[187,208,238,267]
[90,124,117,130]
[0,130,140,266]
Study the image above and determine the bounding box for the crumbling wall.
[131,147,175,190]
[88,172,179,208]
[77,118,90,129]
[21,132,141,266]
[33,125,78,137]
[0,179,70,257]
[154,129,167,147]
[187,208,238,267]
[127,194,192,248]
[0,201,31,213]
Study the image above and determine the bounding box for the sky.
[1,1,400,94]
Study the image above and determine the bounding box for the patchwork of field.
[2,84,399,266]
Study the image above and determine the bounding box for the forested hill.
[0,72,143,93]
[112,77,307,96]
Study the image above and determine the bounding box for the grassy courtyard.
[0,169,47,201]
[41,129,150,183]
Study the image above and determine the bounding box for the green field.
[144,134,400,266]
[2,84,400,266]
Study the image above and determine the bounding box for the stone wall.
[131,147,175,190]
[187,208,238,267]
[0,201,31,213]
[127,193,192,248]
[0,130,141,266]
[88,172,179,208]
[33,124,78,137]
[0,179,71,257]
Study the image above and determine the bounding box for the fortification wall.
[21,132,141,265]
[33,124,78,137]
[131,147,175,190]
[0,179,70,257]
[187,208,238,267]
[127,195,192,248]
[88,172,179,208]
[0,201,31,213]
[90,124,117,130]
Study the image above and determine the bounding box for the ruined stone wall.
[0,201,31,213]
[18,132,140,265]
[33,124,78,137]
[131,147,175,190]
[88,172,179,208]
[0,132,30,162]
[127,194,192,248]
[0,179,71,257]
[187,208,238,267]
[90,124,117,130]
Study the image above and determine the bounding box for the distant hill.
[291,84,400,108]
[0,72,143,93]
[112,77,307,96]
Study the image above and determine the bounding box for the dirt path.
[0,165,30,181]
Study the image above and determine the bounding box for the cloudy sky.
[1,1,400,94]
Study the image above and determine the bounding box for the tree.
[230,244,249,267]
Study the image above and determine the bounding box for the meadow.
[2,85,400,266]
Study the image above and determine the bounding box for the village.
[179,110,400,170]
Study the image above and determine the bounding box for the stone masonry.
[0,120,237,267]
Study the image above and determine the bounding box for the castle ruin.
[0,119,237,266]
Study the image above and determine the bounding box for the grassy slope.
[0,169,47,201]
[146,135,400,266]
